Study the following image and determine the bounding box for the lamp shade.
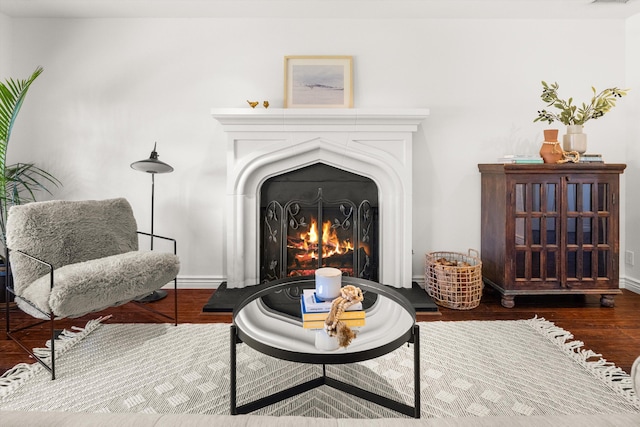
[131,142,174,174]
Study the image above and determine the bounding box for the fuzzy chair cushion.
[6,198,180,319]
[17,251,180,319]
[7,198,140,295]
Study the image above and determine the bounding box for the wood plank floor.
[2,286,639,375]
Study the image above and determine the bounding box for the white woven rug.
[1,317,639,418]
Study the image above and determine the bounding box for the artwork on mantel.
[284,56,353,108]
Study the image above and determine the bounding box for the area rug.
[1,317,639,418]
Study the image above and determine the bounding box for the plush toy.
[324,285,364,347]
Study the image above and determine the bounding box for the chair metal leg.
[173,277,178,326]
[6,306,56,379]
[49,313,56,379]
[131,281,178,325]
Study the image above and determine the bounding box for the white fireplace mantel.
[212,108,429,289]
[212,108,429,132]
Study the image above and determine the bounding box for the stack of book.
[579,153,603,163]
[300,289,365,329]
[496,155,543,164]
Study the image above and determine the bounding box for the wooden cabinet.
[478,163,625,308]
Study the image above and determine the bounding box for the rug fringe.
[0,315,111,398]
[528,316,640,409]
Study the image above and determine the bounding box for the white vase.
[563,125,587,154]
[315,329,340,351]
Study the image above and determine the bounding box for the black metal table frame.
[230,276,420,418]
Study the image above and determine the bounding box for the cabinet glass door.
[513,179,559,288]
[564,178,612,288]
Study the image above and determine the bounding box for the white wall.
[625,15,640,293]
[6,16,635,288]
[0,13,11,84]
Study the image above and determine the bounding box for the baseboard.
[412,276,426,287]
[160,276,223,290]
[621,276,640,295]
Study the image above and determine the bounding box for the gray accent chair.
[4,198,180,379]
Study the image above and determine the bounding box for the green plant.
[534,81,628,126]
[0,66,61,245]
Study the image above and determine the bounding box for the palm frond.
[0,66,55,247]
[3,162,62,205]
[0,66,44,150]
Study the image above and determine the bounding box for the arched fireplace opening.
[260,163,379,283]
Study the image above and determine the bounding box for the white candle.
[315,267,342,301]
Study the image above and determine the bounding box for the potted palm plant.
[533,81,628,153]
[0,66,61,305]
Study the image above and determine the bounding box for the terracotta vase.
[539,129,563,164]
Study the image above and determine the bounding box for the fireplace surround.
[212,108,429,289]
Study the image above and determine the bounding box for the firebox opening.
[260,163,379,283]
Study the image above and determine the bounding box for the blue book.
[300,289,363,313]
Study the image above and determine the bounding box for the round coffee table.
[231,275,420,418]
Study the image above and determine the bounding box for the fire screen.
[260,163,378,283]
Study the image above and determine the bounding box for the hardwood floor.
[2,286,639,375]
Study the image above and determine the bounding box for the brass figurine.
[247,100,259,108]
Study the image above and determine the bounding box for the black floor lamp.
[131,142,174,302]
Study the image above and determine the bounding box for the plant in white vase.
[533,81,628,154]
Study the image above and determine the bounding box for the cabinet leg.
[600,295,615,308]
[501,295,515,308]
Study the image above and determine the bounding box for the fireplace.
[212,108,429,289]
[260,163,378,282]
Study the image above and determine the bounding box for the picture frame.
[284,56,353,108]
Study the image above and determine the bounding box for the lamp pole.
[151,172,155,250]
[131,142,174,302]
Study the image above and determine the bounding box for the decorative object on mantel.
[534,81,628,154]
[246,100,258,108]
[263,100,269,108]
[284,55,353,108]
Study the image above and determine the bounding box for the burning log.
[321,251,355,268]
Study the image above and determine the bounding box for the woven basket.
[424,249,483,310]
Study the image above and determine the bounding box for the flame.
[294,218,353,261]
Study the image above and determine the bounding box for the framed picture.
[284,56,353,108]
